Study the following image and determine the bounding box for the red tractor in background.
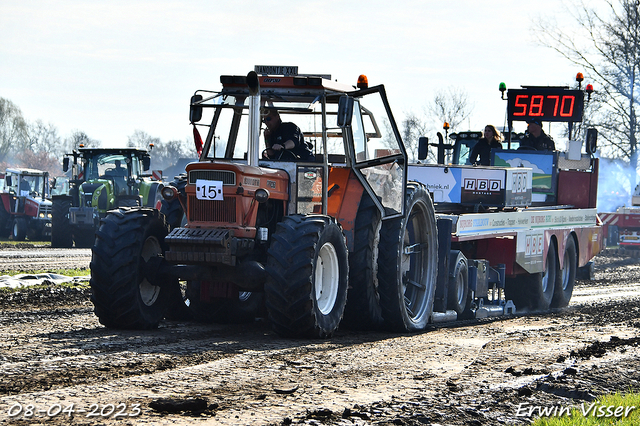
[0,168,52,241]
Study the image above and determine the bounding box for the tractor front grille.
[188,170,236,185]
[188,195,236,223]
[39,205,52,216]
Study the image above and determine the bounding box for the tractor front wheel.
[11,217,26,241]
[90,207,173,329]
[265,215,349,338]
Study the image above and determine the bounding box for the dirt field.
[0,249,639,425]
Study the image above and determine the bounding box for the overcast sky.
[1,1,584,150]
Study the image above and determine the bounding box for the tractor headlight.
[161,186,178,201]
[254,188,269,203]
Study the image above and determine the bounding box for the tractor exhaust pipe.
[247,71,261,166]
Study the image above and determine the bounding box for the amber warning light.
[357,75,368,89]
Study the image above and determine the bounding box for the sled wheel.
[378,182,438,332]
[447,250,470,316]
[528,240,557,311]
[342,193,384,330]
[507,241,557,312]
[577,261,595,281]
[265,215,348,338]
[11,217,27,241]
[90,207,173,329]
[551,236,577,308]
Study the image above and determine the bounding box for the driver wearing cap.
[520,119,555,151]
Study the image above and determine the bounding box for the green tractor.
[51,147,164,248]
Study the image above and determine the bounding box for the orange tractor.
[90,67,437,337]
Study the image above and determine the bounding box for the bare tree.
[150,139,195,170]
[534,0,640,187]
[62,131,101,153]
[399,112,435,163]
[26,120,62,156]
[428,86,474,131]
[0,98,28,163]
[14,150,63,177]
[127,129,160,150]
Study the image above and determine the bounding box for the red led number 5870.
[507,88,584,123]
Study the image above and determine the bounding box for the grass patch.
[0,268,90,277]
[0,239,51,248]
[531,392,640,425]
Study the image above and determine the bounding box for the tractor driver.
[19,178,31,194]
[519,119,556,151]
[262,110,315,161]
[112,160,127,175]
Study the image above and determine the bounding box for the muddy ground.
[0,249,639,425]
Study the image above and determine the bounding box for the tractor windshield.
[19,174,49,197]
[199,93,347,162]
[85,153,141,180]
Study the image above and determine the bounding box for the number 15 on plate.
[195,179,224,200]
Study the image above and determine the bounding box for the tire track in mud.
[0,248,91,272]
[0,250,639,425]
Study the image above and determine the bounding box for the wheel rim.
[542,247,555,293]
[315,242,340,315]
[561,249,571,291]
[454,267,465,306]
[401,203,431,323]
[139,236,162,306]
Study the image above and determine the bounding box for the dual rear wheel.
[505,236,577,312]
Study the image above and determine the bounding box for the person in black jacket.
[520,119,555,151]
[262,110,314,161]
[469,124,503,166]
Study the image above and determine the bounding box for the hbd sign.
[460,169,506,205]
[463,178,501,192]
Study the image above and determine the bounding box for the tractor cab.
[0,168,52,240]
[52,147,161,248]
[186,66,407,225]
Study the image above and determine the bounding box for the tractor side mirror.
[337,96,354,127]
[586,128,598,155]
[5,176,11,187]
[63,157,69,172]
[418,137,429,161]
[190,94,203,123]
[142,156,151,171]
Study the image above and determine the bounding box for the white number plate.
[195,179,223,200]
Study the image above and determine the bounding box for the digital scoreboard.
[507,87,584,123]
